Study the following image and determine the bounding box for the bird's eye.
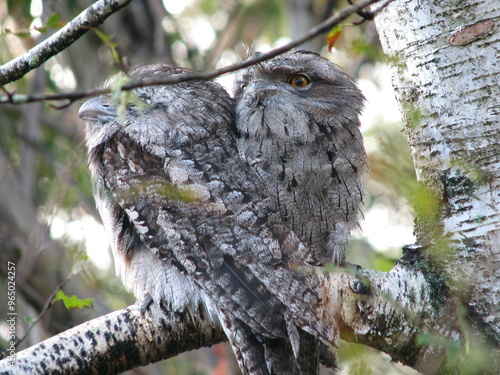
[289,74,310,88]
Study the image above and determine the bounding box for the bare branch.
[3,258,495,374]
[349,0,393,25]
[0,0,391,107]
[326,257,458,373]
[0,304,225,374]
[0,0,134,86]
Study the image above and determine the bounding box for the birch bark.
[374,0,500,365]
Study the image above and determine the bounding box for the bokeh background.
[0,0,418,373]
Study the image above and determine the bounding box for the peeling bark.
[374,0,500,370]
[328,252,461,373]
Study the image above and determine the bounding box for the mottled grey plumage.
[79,64,336,375]
[234,51,367,267]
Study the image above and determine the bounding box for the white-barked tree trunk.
[373,0,500,370]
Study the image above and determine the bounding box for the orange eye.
[289,74,310,88]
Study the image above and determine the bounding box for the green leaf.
[93,29,124,66]
[34,26,48,34]
[326,25,343,52]
[93,28,112,43]
[53,290,94,310]
[14,30,31,39]
[45,13,64,29]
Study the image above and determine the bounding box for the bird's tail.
[219,312,303,375]
[296,330,321,375]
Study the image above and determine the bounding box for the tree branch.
[0,0,134,87]
[0,253,482,374]
[0,0,391,107]
[327,251,461,374]
[0,304,225,374]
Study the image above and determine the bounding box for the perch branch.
[0,258,464,374]
[0,0,134,86]
[0,0,391,107]
[0,304,225,374]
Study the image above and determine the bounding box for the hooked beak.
[78,96,116,122]
[244,81,279,108]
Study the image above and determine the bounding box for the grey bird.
[234,50,368,373]
[79,64,337,375]
[234,50,367,267]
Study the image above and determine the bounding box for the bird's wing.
[95,128,291,336]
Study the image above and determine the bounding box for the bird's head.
[234,50,365,141]
[79,64,234,151]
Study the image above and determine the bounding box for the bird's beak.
[78,96,116,122]
[244,81,279,108]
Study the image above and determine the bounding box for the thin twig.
[0,0,134,86]
[0,0,392,107]
[350,0,394,25]
[14,270,75,348]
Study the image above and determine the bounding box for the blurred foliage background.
[0,0,418,373]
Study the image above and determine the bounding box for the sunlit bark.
[374,0,500,371]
